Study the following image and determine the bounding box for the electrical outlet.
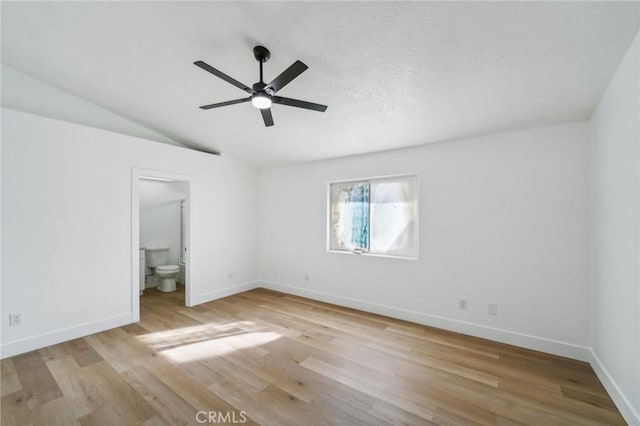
[228,272,237,280]
[488,304,498,315]
[459,299,467,310]
[273,269,278,278]
[9,312,22,326]
[304,273,309,282]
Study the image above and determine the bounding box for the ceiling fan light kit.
[251,92,271,109]
[194,45,327,127]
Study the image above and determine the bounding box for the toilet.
[155,265,180,292]
[145,247,179,292]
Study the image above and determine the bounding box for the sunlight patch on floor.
[136,322,281,362]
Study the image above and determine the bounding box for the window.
[328,175,418,258]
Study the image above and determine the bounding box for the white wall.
[258,122,590,359]
[1,64,182,147]
[140,180,188,266]
[588,32,640,424]
[1,108,258,357]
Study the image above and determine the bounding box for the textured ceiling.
[2,2,638,168]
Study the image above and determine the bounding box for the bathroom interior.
[139,177,189,304]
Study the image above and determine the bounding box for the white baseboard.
[0,312,132,359]
[0,282,258,359]
[191,281,259,306]
[2,282,635,423]
[259,280,590,362]
[589,349,640,425]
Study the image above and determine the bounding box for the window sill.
[327,249,418,261]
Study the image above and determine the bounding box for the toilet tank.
[145,247,169,267]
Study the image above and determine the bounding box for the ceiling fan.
[194,46,327,127]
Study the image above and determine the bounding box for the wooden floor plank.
[121,365,201,425]
[80,361,157,424]
[61,338,104,368]
[28,396,81,426]
[12,349,63,405]
[1,358,22,397]
[1,390,30,425]
[41,345,106,419]
[0,286,626,425]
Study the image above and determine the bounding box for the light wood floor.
[1,287,625,425]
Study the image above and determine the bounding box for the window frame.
[326,174,419,260]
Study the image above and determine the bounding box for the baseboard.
[259,280,590,361]
[589,349,640,425]
[191,281,259,306]
[0,312,132,359]
[0,282,259,359]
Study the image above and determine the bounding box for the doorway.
[131,168,192,322]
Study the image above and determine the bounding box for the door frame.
[131,167,192,322]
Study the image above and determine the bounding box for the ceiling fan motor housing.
[253,82,270,93]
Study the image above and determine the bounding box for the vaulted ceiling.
[2,2,638,167]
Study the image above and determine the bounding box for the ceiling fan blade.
[267,60,308,93]
[260,108,274,127]
[194,61,253,94]
[272,96,327,112]
[199,97,251,110]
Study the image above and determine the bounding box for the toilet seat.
[156,265,179,274]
